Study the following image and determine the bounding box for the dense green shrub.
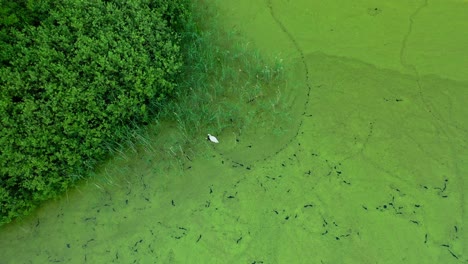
[0,0,51,65]
[0,0,189,225]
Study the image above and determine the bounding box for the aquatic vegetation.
[147,0,288,156]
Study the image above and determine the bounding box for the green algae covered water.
[1,0,467,263]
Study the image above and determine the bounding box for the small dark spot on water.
[367,7,382,16]
[449,249,459,259]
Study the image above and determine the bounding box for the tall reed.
[106,0,289,166]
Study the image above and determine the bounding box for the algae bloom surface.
[0,0,466,263]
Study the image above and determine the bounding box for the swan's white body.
[207,134,219,143]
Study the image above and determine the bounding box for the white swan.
[207,134,219,143]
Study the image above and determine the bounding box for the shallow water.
[1,0,467,263]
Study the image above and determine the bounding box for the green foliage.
[0,0,51,65]
[0,0,49,28]
[0,0,188,225]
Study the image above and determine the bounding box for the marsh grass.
[169,5,285,135]
[95,0,290,175]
